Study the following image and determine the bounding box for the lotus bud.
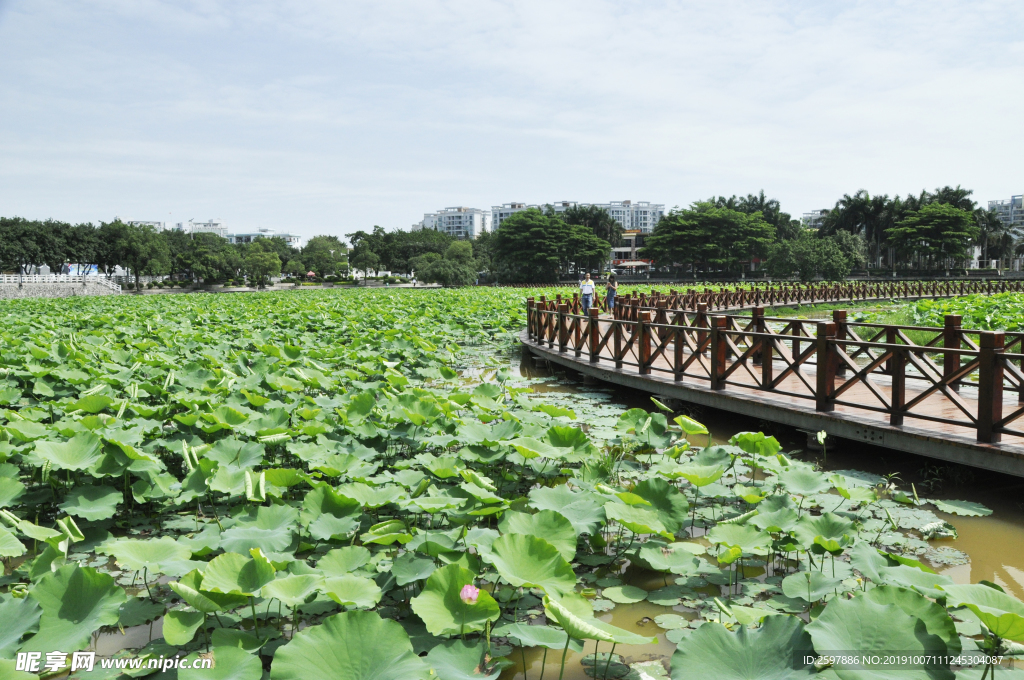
[460,584,480,605]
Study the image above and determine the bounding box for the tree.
[491,209,569,283]
[302,235,348,277]
[408,251,441,276]
[0,217,42,277]
[349,248,380,278]
[96,221,169,290]
[887,203,979,269]
[421,241,477,286]
[641,202,775,276]
[766,232,857,282]
[284,259,305,277]
[562,205,621,246]
[711,191,801,241]
[243,242,282,288]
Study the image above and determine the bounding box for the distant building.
[127,220,168,231]
[227,228,303,249]
[611,231,652,266]
[491,200,664,233]
[801,210,829,230]
[989,195,1024,230]
[413,207,491,239]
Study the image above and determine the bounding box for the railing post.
[614,317,624,369]
[527,298,535,341]
[638,311,652,375]
[833,310,848,376]
[710,315,727,390]
[884,326,897,375]
[761,321,774,390]
[572,292,579,315]
[697,303,709,354]
[752,306,764,366]
[557,303,568,353]
[673,316,684,381]
[890,346,905,426]
[977,331,1005,444]
[816,322,837,412]
[588,308,600,363]
[573,307,583,357]
[943,314,962,393]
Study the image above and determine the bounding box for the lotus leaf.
[262,574,321,606]
[323,574,383,609]
[930,499,992,516]
[163,609,206,645]
[0,477,26,509]
[670,614,814,679]
[806,595,954,679]
[497,510,577,562]
[940,584,1024,642]
[0,595,41,658]
[528,485,605,536]
[426,639,511,680]
[22,565,126,653]
[603,503,673,540]
[317,546,372,576]
[410,564,500,636]
[33,433,102,471]
[57,485,121,521]
[105,536,193,573]
[202,549,276,595]
[486,534,576,594]
[180,644,263,680]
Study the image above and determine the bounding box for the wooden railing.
[525,299,1024,445]
[529,279,1024,318]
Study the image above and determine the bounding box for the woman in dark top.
[605,275,618,314]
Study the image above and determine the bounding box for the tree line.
[0,218,348,290]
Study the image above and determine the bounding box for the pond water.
[498,344,1024,680]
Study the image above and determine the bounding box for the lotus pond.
[1,288,1023,680]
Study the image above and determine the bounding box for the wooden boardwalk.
[523,301,1024,476]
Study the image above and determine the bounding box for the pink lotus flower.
[460,584,480,605]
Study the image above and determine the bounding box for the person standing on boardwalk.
[579,273,595,314]
[605,274,618,314]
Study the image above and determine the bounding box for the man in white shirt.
[579,273,595,314]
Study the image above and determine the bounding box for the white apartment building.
[801,210,829,230]
[989,195,1024,230]
[227,228,304,248]
[413,207,491,239]
[127,220,167,231]
[491,200,665,233]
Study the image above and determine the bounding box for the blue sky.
[1,1,1021,240]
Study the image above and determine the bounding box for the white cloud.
[0,0,1021,235]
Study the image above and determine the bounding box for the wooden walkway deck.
[522,303,1024,476]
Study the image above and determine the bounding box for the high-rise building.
[413,207,491,239]
[127,220,167,231]
[801,210,829,230]
[227,228,304,248]
[989,195,1024,230]
[490,200,664,233]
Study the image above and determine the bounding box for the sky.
[0,1,1022,241]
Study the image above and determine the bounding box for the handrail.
[525,298,1024,445]
[0,274,121,293]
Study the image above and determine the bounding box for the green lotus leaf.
[70,394,114,414]
[507,437,573,460]
[180,645,263,680]
[633,478,690,535]
[603,503,673,540]
[528,485,605,536]
[780,570,842,603]
[4,420,49,442]
[492,622,584,652]
[392,552,437,586]
[118,597,165,627]
[168,570,248,613]
[410,564,500,636]
[273,610,430,680]
[336,482,405,509]
[323,574,383,609]
[670,613,814,679]
[706,523,770,553]
[674,414,709,436]
[163,609,206,645]
[0,477,26,509]
[807,595,954,679]
[865,586,959,653]
[485,534,576,594]
[543,593,656,645]
[262,574,321,606]
[220,504,299,554]
[33,433,102,471]
[730,431,781,457]
[211,628,262,651]
[676,464,725,488]
[635,540,705,574]
[300,485,363,541]
[778,467,831,496]
[0,595,41,658]
[58,485,121,521]
[105,536,192,573]
[0,659,39,680]
[201,549,276,595]
[793,512,854,549]
[498,510,576,562]
[930,499,992,516]
[940,584,1024,642]
[22,565,126,653]
[426,639,511,680]
[317,546,371,577]
[749,506,800,533]
[0,527,26,558]
[602,585,647,604]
